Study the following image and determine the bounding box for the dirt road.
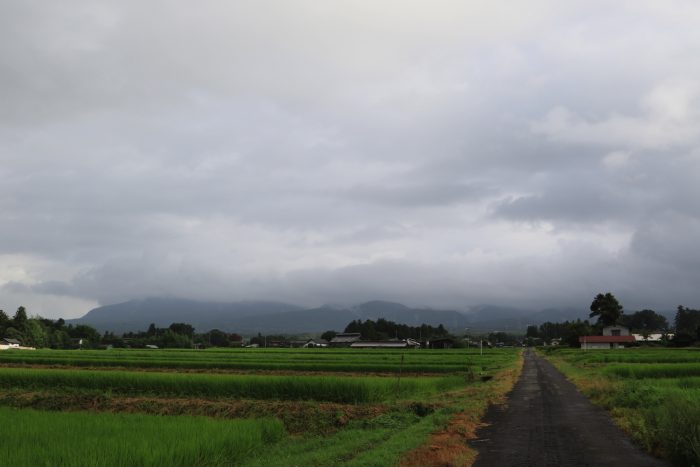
[472,350,667,467]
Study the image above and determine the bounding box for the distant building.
[350,339,421,349]
[329,333,362,347]
[0,337,22,350]
[602,325,631,337]
[267,340,291,348]
[633,333,673,342]
[289,340,310,348]
[426,338,454,349]
[580,326,634,349]
[304,338,328,348]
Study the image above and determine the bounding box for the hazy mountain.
[68,298,303,334]
[69,297,599,335]
[353,300,471,329]
[233,306,358,334]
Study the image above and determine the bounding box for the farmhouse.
[329,333,362,347]
[579,325,635,349]
[1,338,21,348]
[0,338,35,351]
[304,338,328,348]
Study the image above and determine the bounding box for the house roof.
[578,335,636,343]
[330,333,361,343]
[1,338,21,345]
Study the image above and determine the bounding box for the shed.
[426,338,454,349]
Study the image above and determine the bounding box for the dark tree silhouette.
[589,292,623,327]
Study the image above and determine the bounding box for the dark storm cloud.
[1,1,700,317]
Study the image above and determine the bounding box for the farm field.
[0,347,522,466]
[541,347,700,466]
[0,347,509,373]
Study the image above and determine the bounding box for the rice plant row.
[0,367,465,403]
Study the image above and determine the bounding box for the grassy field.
[541,347,700,466]
[0,347,522,466]
[0,406,285,466]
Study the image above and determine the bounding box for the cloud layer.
[2,1,699,318]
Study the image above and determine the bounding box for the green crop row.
[603,363,700,379]
[547,348,700,365]
[0,406,285,466]
[0,367,464,403]
[0,347,516,373]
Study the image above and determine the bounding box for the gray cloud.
[2,1,700,318]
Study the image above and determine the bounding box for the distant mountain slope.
[234,300,473,334]
[354,300,471,329]
[68,298,303,334]
[233,306,358,334]
[68,297,598,335]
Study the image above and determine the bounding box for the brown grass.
[399,352,525,467]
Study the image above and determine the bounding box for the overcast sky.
[2,1,700,319]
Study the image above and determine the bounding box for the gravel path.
[471,349,667,467]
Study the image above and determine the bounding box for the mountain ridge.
[67,297,596,335]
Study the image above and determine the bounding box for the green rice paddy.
[0,366,464,403]
[0,407,285,467]
[0,347,511,373]
[0,346,521,465]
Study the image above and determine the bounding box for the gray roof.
[1,338,21,345]
[330,333,361,343]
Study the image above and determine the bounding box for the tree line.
[0,306,243,349]
[528,293,700,347]
[341,318,450,341]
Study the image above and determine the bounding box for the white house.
[580,325,635,349]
